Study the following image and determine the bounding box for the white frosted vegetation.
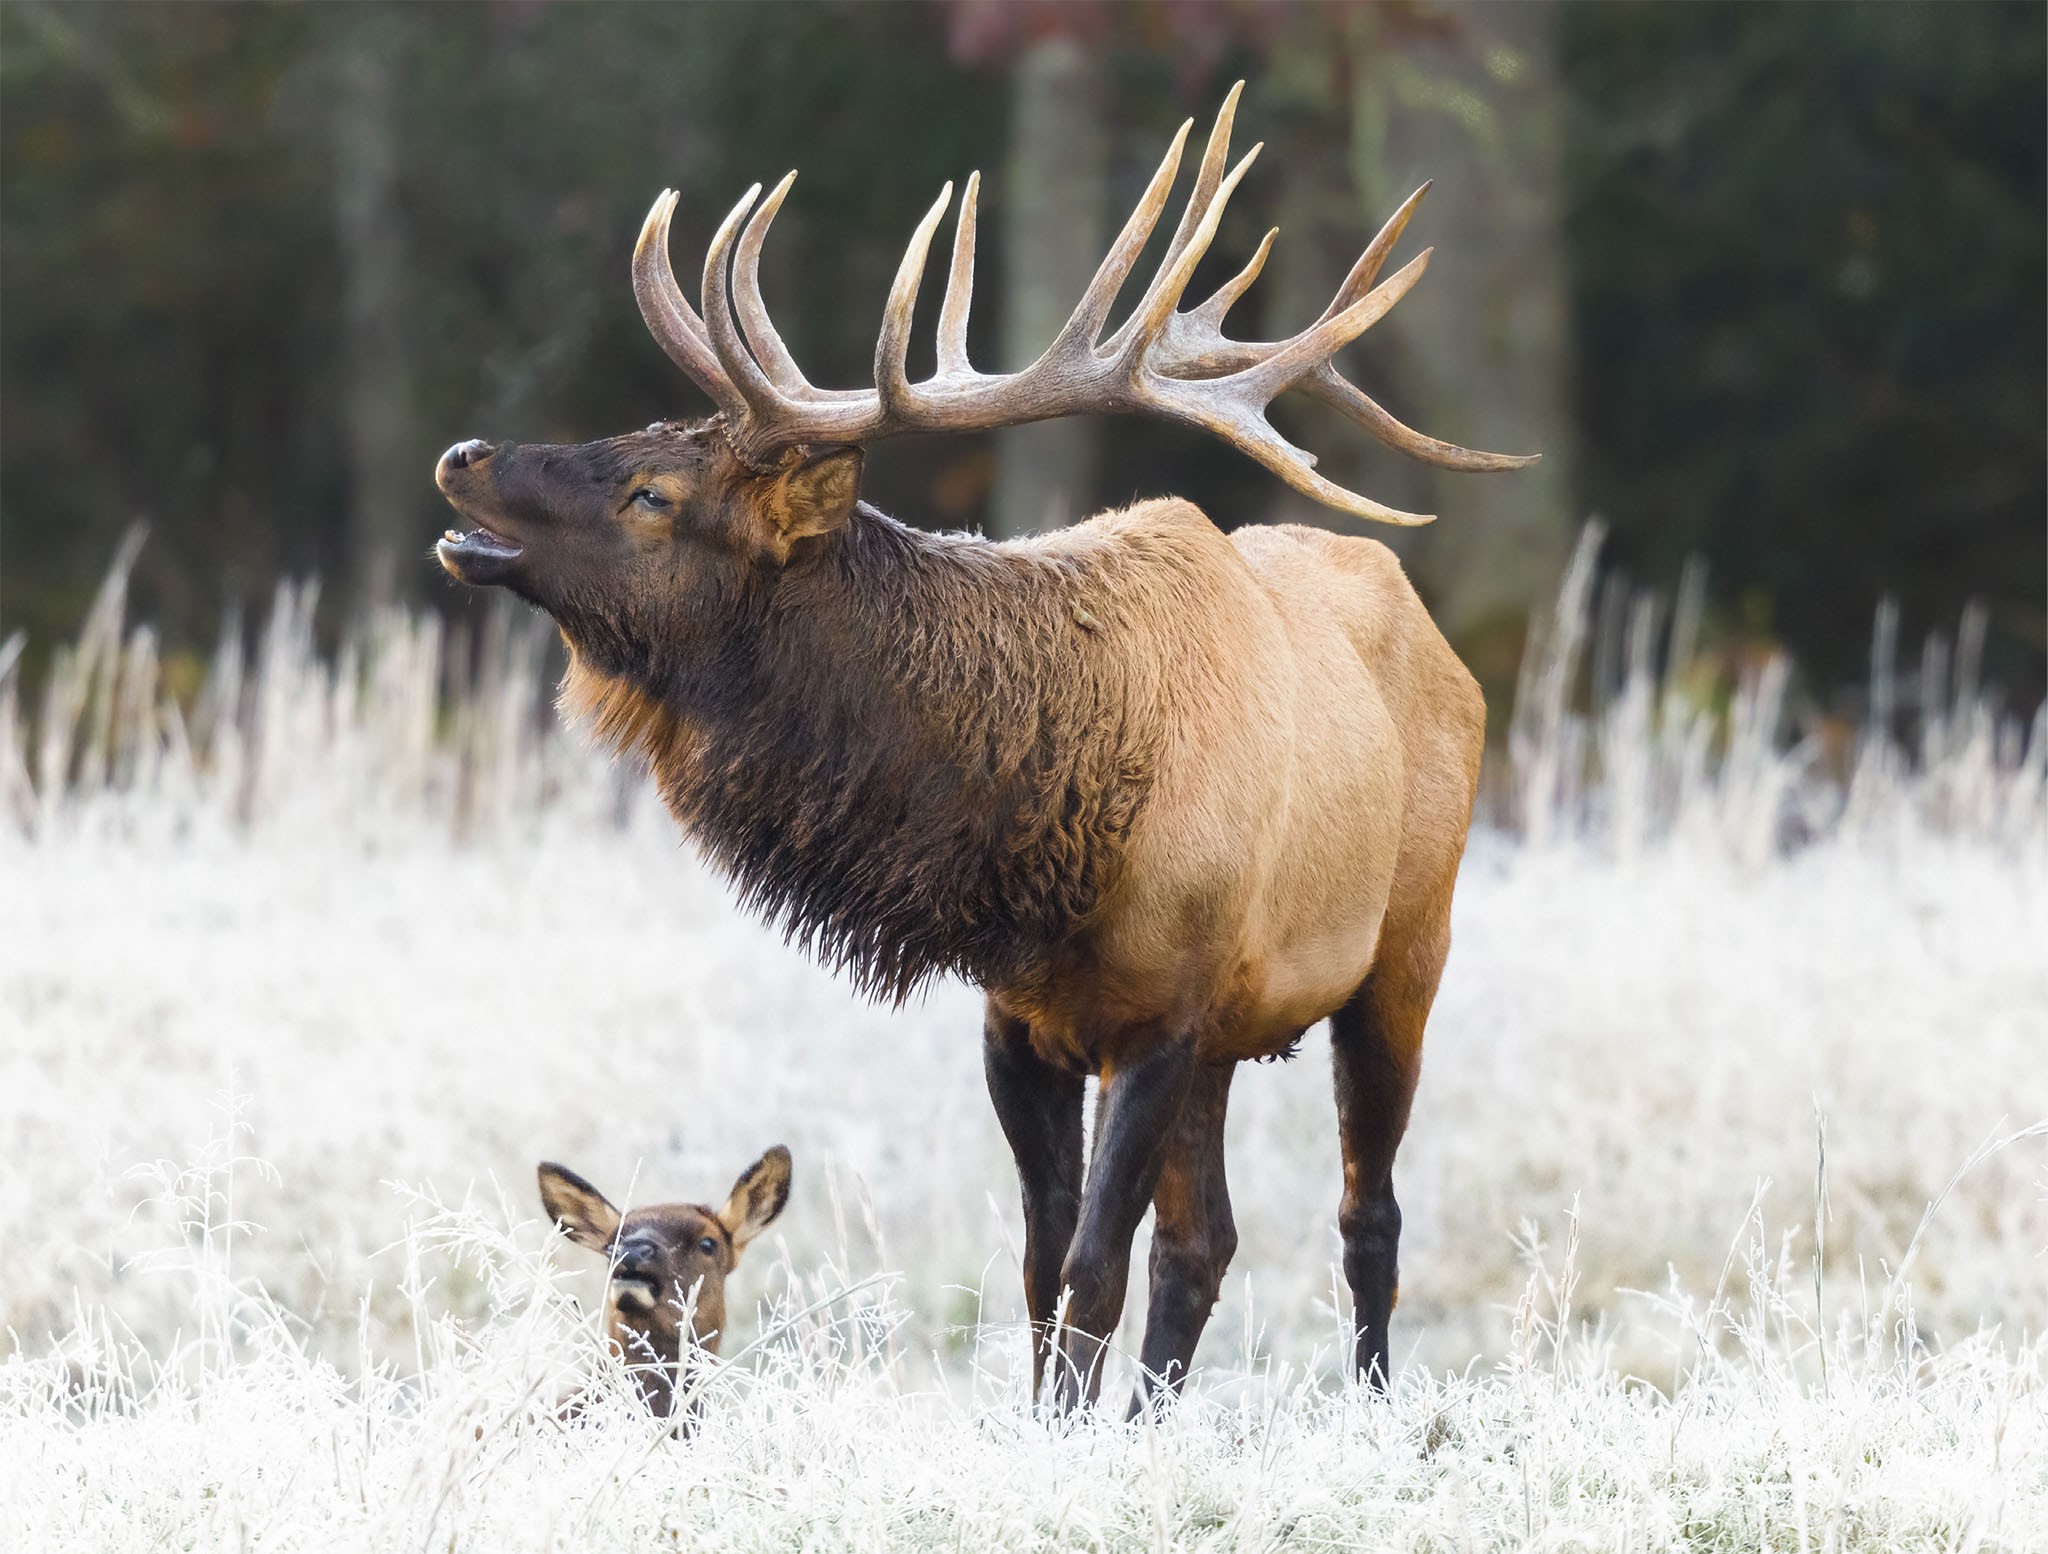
[1,536,2044,1548]
[6,1194,2043,1552]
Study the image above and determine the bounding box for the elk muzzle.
[609,1237,668,1314]
[434,439,525,585]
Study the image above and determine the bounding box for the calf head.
[537,1146,792,1416]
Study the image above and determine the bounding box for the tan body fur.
[974,502,1482,1074]
[550,494,1481,1072]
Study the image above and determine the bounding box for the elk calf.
[538,1147,791,1418]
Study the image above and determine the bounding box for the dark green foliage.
[3,1,2041,709]
[2,3,332,653]
[1563,1,2045,708]
[0,1,1003,668]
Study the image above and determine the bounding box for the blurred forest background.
[3,0,2042,720]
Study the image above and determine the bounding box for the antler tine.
[1121,144,1261,356]
[1138,235,1511,519]
[632,189,748,421]
[1105,84,1244,359]
[934,171,980,377]
[732,173,814,395]
[1273,456,1439,525]
[701,184,788,425]
[1134,227,1444,526]
[1190,227,1275,332]
[1156,389,1437,523]
[1300,366,1541,471]
[1052,118,1191,356]
[1158,80,1243,278]
[1317,182,1430,326]
[875,182,954,414]
[1242,248,1432,401]
[1147,178,1539,473]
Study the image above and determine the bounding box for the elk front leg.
[1129,1059,1238,1415]
[1052,1033,1197,1410]
[981,999,1084,1401]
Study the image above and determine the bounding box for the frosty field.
[2,541,2045,1549]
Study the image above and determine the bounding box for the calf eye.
[698,1236,719,1256]
[630,488,669,511]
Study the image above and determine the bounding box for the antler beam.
[632,82,1537,524]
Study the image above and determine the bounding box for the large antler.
[632,82,1536,525]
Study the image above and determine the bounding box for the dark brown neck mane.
[562,503,1160,1002]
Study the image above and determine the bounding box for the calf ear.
[763,448,862,551]
[537,1162,622,1252]
[715,1146,793,1254]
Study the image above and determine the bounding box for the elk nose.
[613,1242,659,1282]
[437,439,494,480]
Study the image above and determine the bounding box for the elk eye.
[698,1236,719,1257]
[630,488,668,511]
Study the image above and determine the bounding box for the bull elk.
[440,86,1533,1410]
[538,1148,792,1418]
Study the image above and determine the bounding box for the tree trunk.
[1355,0,1578,703]
[989,35,1107,539]
[333,20,414,611]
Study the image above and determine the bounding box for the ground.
[2,779,2042,1549]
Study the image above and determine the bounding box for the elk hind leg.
[1128,1060,1237,1413]
[1331,917,1446,1388]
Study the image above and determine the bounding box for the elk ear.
[537,1162,622,1253]
[715,1145,792,1255]
[763,448,862,549]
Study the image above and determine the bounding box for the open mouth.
[435,524,524,584]
[610,1275,662,1313]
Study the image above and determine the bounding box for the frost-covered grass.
[5,1174,2043,1552]
[1,536,2045,1548]
[4,814,2044,1548]
[5,819,2045,1381]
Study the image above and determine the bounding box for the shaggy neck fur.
[561,503,1162,1001]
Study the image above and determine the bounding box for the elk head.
[538,1147,792,1417]
[434,83,1533,665]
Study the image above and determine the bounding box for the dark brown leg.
[1330,922,1447,1388]
[981,997,1084,1400]
[1052,1033,1196,1409]
[1129,1060,1238,1414]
